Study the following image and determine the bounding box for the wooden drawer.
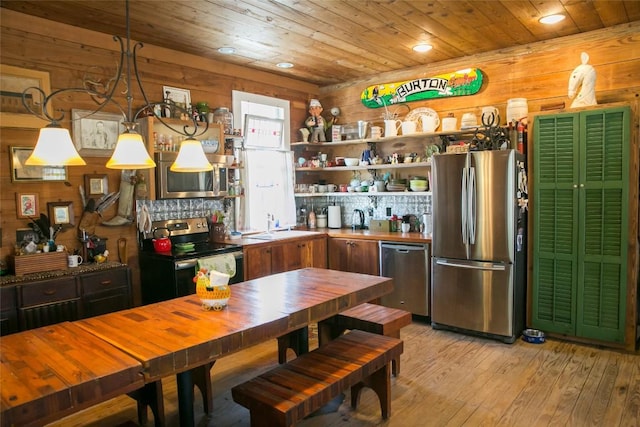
[80,268,129,295]
[19,277,79,307]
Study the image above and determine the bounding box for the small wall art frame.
[15,192,39,219]
[162,85,191,118]
[10,146,67,182]
[48,201,74,228]
[84,174,109,197]
[0,64,52,128]
[72,109,124,156]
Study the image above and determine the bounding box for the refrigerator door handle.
[468,166,476,244]
[461,167,468,244]
[435,258,506,271]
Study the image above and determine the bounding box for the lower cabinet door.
[19,299,81,330]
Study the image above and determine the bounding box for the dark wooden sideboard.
[0,263,132,335]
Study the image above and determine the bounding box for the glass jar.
[212,107,234,135]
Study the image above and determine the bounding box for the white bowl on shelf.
[344,158,359,166]
[201,139,219,153]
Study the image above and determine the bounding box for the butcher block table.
[77,268,394,426]
[0,322,144,427]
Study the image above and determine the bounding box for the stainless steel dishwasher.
[379,241,430,316]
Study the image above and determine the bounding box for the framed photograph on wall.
[84,174,108,196]
[10,146,67,182]
[48,201,74,228]
[162,85,191,118]
[15,192,39,219]
[0,64,52,129]
[72,109,124,156]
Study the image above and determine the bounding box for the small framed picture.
[48,201,74,228]
[16,228,40,245]
[84,174,108,196]
[0,64,52,129]
[10,146,67,182]
[162,85,191,118]
[16,192,39,219]
[72,109,124,156]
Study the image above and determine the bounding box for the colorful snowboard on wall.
[360,68,483,109]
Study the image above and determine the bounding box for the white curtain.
[242,149,295,232]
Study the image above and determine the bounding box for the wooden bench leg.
[351,363,392,419]
[389,330,401,376]
[127,380,165,427]
[317,319,346,347]
[192,361,216,414]
[276,326,309,363]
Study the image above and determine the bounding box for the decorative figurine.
[305,99,326,143]
[568,52,597,108]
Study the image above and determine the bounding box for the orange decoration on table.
[194,268,231,311]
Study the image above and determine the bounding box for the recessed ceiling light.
[276,62,294,69]
[218,47,236,54]
[412,43,433,53]
[539,14,565,24]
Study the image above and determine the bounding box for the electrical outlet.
[367,208,374,217]
[386,207,392,216]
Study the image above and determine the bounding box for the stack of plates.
[175,242,195,252]
[410,179,428,192]
[387,184,406,192]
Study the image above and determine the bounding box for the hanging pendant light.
[170,138,213,172]
[20,0,209,171]
[26,122,86,166]
[106,122,156,169]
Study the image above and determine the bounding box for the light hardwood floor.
[47,322,639,427]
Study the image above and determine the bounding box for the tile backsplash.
[136,198,232,227]
[295,194,432,229]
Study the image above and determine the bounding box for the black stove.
[139,217,244,304]
[140,217,241,260]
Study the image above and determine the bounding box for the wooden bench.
[318,303,412,376]
[232,330,403,427]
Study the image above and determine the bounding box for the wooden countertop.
[232,229,431,247]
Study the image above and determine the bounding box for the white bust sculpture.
[568,52,597,108]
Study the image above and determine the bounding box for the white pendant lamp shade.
[26,125,86,166]
[170,138,213,172]
[106,131,156,169]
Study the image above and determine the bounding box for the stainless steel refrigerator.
[431,150,527,343]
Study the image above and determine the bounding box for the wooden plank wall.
[319,21,640,130]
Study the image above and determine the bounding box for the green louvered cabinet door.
[532,106,630,344]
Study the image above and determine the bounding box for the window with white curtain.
[232,91,295,232]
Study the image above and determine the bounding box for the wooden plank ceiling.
[2,0,639,86]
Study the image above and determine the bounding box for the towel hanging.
[197,253,236,278]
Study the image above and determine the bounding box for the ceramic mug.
[68,255,83,268]
[401,120,417,135]
[318,184,328,193]
[339,184,348,192]
[327,184,337,192]
[401,223,411,233]
[384,119,402,137]
[370,126,383,139]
